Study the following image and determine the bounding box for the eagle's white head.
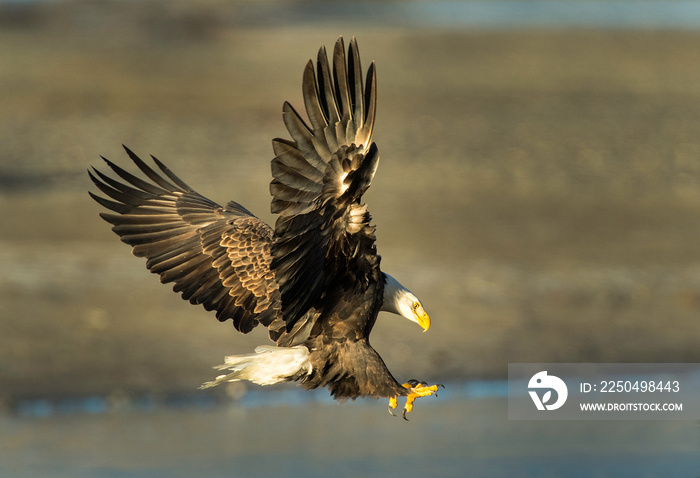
[381,273,431,331]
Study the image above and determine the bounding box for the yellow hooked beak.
[417,311,431,332]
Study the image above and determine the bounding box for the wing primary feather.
[97,157,172,197]
[90,166,169,203]
[122,145,184,193]
[316,45,340,126]
[89,172,163,211]
[99,212,182,225]
[91,178,172,211]
[332,37,351,124]
[359,62,377,148]
[90,191,133,216]
[272,140,325,181]
[348,37,364,128]
[112,220,185,235]
[151,154,193,191]
[302,60,328,132]
[280,103,329,168]
[118,226,193,246]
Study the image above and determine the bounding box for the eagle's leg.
[388,379,444,420]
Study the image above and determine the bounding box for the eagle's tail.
[199,345,311,388]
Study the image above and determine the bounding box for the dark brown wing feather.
[270,37,380,334]
[89,146,280,333]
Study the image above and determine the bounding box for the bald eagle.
[89,37,440,419]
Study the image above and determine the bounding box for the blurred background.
[1,0,699,476]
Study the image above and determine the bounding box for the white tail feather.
[199,345,311,389]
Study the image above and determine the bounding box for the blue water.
[11,379,508,417]
[3,387,698,478]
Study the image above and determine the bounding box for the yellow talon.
[388,396,398,416]
[388,380,443,420]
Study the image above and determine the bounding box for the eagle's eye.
[413,302,420,310]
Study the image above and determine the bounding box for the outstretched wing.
[271,37,380,331]
[89,146,280,333]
